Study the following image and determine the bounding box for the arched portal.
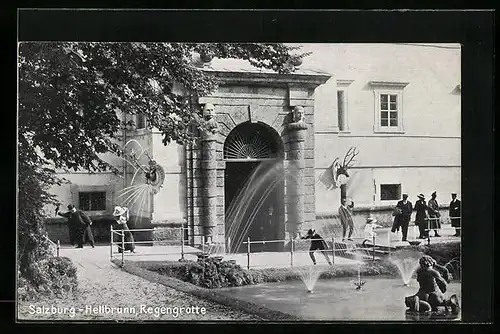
[224,122,285,253]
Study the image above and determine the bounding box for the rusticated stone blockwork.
[184,71,330,247]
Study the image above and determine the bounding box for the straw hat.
[366,217,377,224]
[417,194,425,199]
[112,206,127,216]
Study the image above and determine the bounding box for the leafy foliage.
[18,257,78,301]
[17,160,61,276]
[17,42,304,295]
[19,42,306,174]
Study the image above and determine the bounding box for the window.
[336,80,353,132]
[337,90,347,131]
[136,114,146,129]
[380,184,401,201]
[79,191,106,211]
[380,93,398,127]
[370,81,408,133]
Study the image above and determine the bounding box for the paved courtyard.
[17,245,263,321]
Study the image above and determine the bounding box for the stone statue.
[203,103,216,120]
[292,106,305,123]
[202,103,218,135]
[405,255,460,314]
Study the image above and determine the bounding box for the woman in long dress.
[112,206,136,253]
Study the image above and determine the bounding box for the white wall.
[150,132,186,222]
[307,43,461,212]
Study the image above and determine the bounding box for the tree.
[19,43,307,174]
[17,43,308,276]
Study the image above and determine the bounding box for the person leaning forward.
[301,229,333,266]
[57,204,95,248]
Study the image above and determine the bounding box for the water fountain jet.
[389,249,423,286]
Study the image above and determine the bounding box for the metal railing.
[424,216,461,246]
[110,225,215,267]
[109,225,382,269]
[240,235,378,270]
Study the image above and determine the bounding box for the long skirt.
[116,224,135,253]
[428,215,442,230]
[451,217,461,228]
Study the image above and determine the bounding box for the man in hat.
[414,194,428,239]
[57,204,95,248]
[301,229,333,266]
[392,193,413,241]
[427,191,441,237]
[338,197,355,241]
[449,193,461,237]
[56,204,75,245]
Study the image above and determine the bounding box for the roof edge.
[203,69,332,87]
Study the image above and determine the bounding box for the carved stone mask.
[203,103,216,119]
[293,106,305,123]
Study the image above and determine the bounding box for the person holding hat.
[449,193,461,237]
[57,204,95,248]
[414,194,429,239]
[427,192,442,237]
[338,197,355,241]
[363,217,382,241]
[392,193,413,241]
[112,206,136,253]
[301,229,333,266]
[56,204,76,245]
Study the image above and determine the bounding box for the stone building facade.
[43,44,461,248]
[186,70,330,249]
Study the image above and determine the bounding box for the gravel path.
[18,247,263,321]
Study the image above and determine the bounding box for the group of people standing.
[392,192,461,241]
[57,204,136,253]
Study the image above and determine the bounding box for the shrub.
[144,257,401,289]
[147,258,256,289]
[18,160,79,300]
[18,256,78,301]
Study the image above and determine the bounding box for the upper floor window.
[380,93,398,127]
[370,81,409,133]
[336,79,353,132]
[337,90,347,131]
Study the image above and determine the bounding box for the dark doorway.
[224,161,284,253]
[223,121,285,253]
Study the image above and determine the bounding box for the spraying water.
[389,249,423,286]
[352,250,366,290]
[223,160,285,254]
[115,139,162,228]
[293,265,327,293]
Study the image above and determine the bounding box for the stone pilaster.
[201,120,219,243]
[284,109,308,238]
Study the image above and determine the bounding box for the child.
[363,217,382,241]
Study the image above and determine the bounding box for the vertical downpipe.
[332,236,335,265]
[247,236,251,270]
[110,225,113,260]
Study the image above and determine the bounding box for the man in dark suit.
[449,193,461,237]
[57,204,95,248]
[392,193,413,241]
[415,194,429,239]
